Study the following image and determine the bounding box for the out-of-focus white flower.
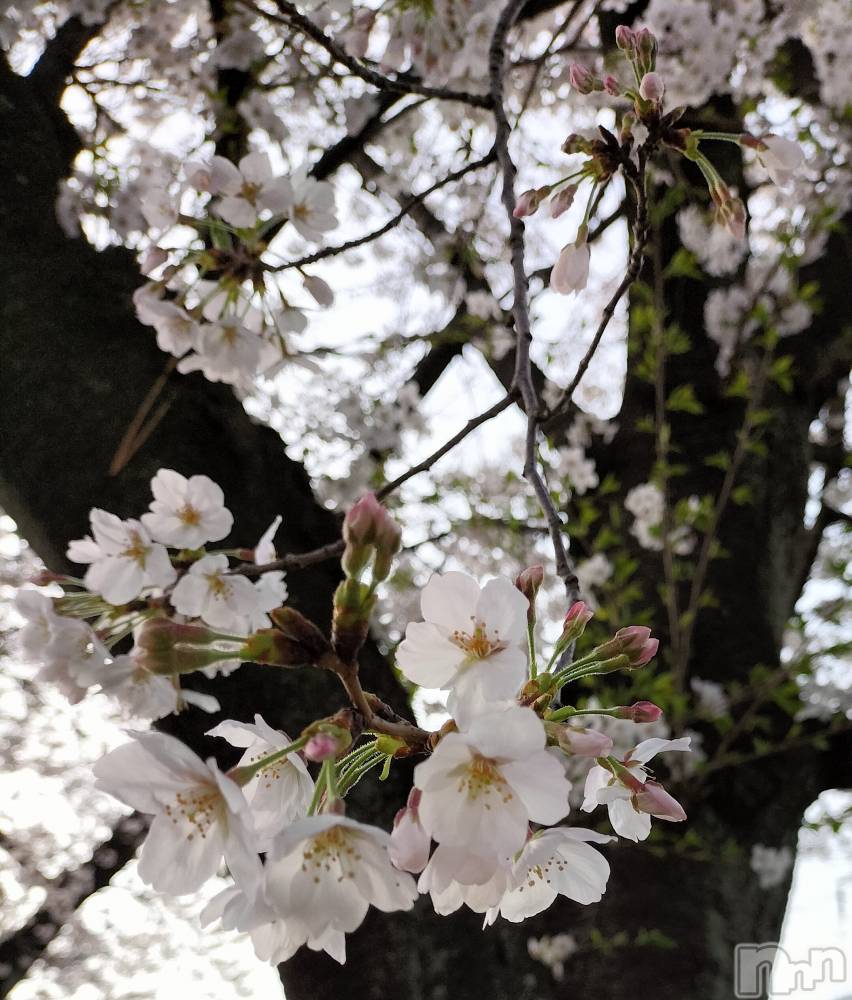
[550,241,590,295]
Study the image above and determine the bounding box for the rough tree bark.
[1,24,850,1000]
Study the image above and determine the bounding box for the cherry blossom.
[417,844,512,915]
[264,815,418,944]
[93,731,261,896]
[396,572,528,722]
[582,736,691,841]
[210,152,294,229]
[142,469,233,549]
[67,509,176,604]
[170,553,260,632]
[756,135,805,188]
[414,706,571,861]
[484,827,613,924]
[96,653,180,720]
[207,715,314,845]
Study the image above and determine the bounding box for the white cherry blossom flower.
[93,731,261,896]
[212,152,294,229]
[201,883,346,964]
[14,590,108,702]
[248,571,288,631]
[170,553,260,632]
[288,173,337,242]
[264,815,418,941]
[254,515,282,564]
[582,736,691,841]
[414,706,571,861]
[396,572,528,723]
[142,469,233,549]
[207,714,313,845]
[485,827,613,924]
[418,844,511,915]
[757,135,804,188]
[177,317,264,384]
[97,654,179,720]
[67,510,176,604]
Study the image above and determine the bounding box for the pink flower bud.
[623,700,663,723]
[639,72,664,103]
[560,600,594,645]
[634,27,657,71]
[715,196,747,240]
[603,74,622,97]
[569,63,598,95]
[304,732,339,762]
[513,189,543,218]
[549,184,577,219]
[549,723,613,757]
[615,25,635,52]
[604,625,659,666]
[634,780,686,822]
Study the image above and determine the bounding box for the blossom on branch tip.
[581,736,691,841]
[170,553,260,632]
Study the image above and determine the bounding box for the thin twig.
[108,357,176,476]
[265,149,497,272]
[489,0,579,601]
[233,392,517,576]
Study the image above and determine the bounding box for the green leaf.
[666,384,705,414]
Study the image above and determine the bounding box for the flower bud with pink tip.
[304,732,340,762]
[560,601,594,645]
[342,493,401,581]
[634,27,657,73]
[639,72,664,104]
[616,700,663,723]
[546,721,613,758]
[634,780,687,822]
[549,184,577,219]
[603,74,622,97]
[569,63,599,95]
[515,565,544,623]
[513,188,548,218]
[615,25,635,52]
[389,788,431,874]
[596,626,658,667]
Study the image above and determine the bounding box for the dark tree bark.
[1,23,851,1000]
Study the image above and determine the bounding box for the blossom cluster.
[513,26,805,297]
[133,152,337,386]
[15,486,692,967]
[15,469,286,720]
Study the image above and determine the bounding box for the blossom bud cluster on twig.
[512,25,804,297]
[13,476,691,965]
